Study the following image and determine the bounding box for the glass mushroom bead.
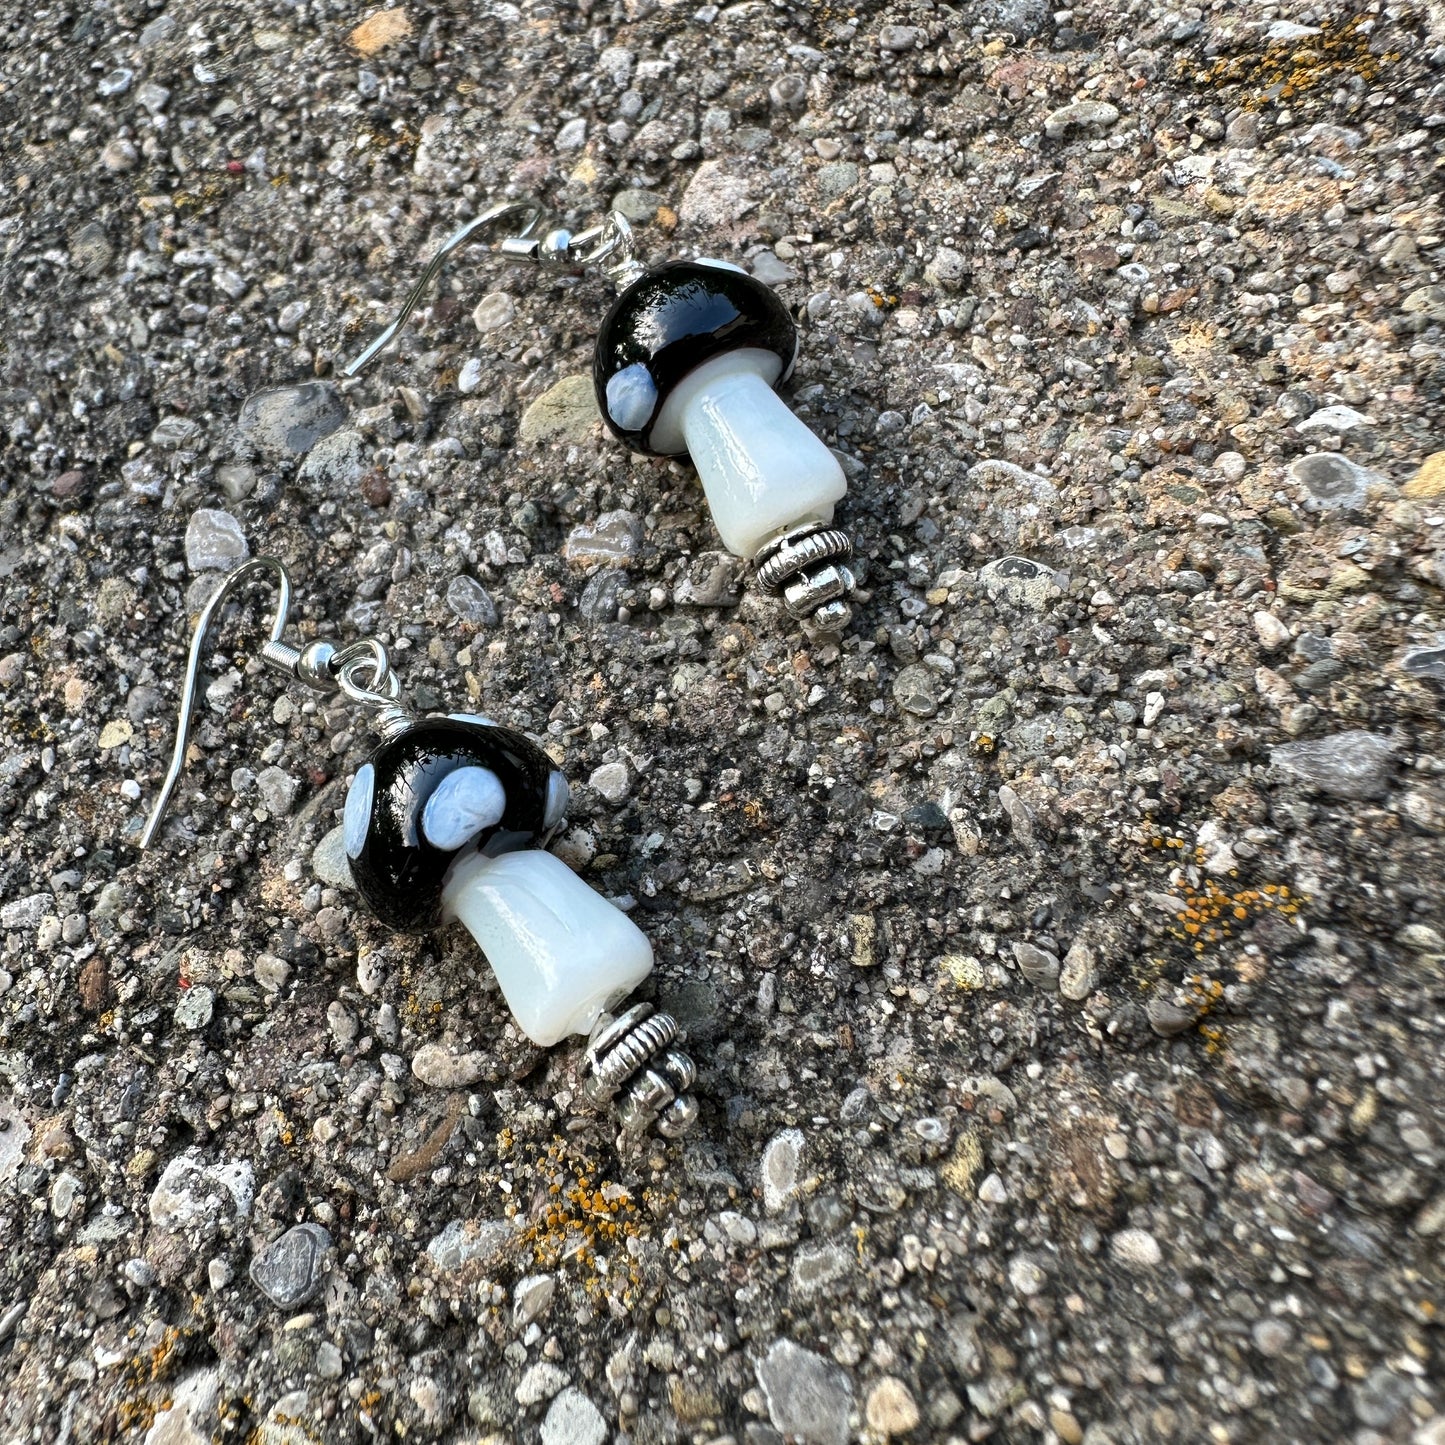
[592,259,848,561]
[342,715,653,1047]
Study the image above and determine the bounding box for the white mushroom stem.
[442,849,654,1048]
[650,348,848,559]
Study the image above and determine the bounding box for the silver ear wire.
[342,201,645,378]
[139,558,412,850]
[342,198,548,379]
[140,558,294,850]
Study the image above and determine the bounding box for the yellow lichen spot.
[939,953,985,990]
[941,1130,984,1196]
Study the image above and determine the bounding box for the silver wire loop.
[333,639,402,709]
[342,202,645,378]
[139,558,408,850]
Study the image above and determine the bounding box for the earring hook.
[342,198,548,378]
[139,557,294,850]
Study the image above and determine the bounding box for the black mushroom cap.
[345,717,556,933]
[592,260,797,456]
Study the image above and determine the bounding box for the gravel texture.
[2,2,1445,1443]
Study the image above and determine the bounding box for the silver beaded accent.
[752,523,858,630]
[581,1003,699,1141]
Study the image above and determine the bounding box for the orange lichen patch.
[493,1138,675,1309]
[1180,14,1399,110]
[1165,875,1306,952]
[349,7,411,56]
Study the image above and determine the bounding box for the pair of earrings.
[141,198,863,1146]
[343,199,861,632]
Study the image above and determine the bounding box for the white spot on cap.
[422,766,506,852]
[605,362,657,432]
[449,712,498,728]
[344,763,374,859]
[694,256,748,275]
[544,770,570,829]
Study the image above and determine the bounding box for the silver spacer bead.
[581,1003,699,1143]
[752,523,858,630]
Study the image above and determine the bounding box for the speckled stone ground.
[2,3,1445,1444]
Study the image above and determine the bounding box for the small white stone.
[516,1361,568,1407]
[513,1273,557,1328]
[588,761,630,804]
[411,1043,487,1089]
[1110,1227,1163,1268]
[979,1172,1008,1204]
[1214,450,1247,482]
[473,292,516,333]
[457,357,484,394]
[208,1258,232,1289]
[1297,404,1374,436]
[541,1387,606,1445]
[1253,612,1291,651]
[555,117,588,150]
[761,1129,804,1213]
[185,509,249,574]
[1008,1253,1046,1295]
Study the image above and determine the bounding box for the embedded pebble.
[979,556,1065,608]
[516,1361,568,1406]
[513,1273,556,1328]
[312,826,354,889]
[1110,1228,1163,1268]
[185,510,249,573]
[565,510,642,566]
[1059,941,1099,1001]
[472,292,516,332]
[298,429,364,487]
[865,1376,921,1434]
[249,1223,332,1309]
[674,551,744,607]
[519,376,599,445]
[1401,644,1445,682]
[756,1338,852,1445]
[1012,942,1060,990]
[237,382,348,457]
[677,159,755,227]
[256,767,298,816]
[892,665,938,718]
[446,575,499,626]
[1297,405,1374,437]
[456,357,484,394]
[149,1154,254,1233]
[587,761,631,804]
[1044,100,1119,139]
[1253,612,1291,651]
[761,1129,804,1213]
[174,986,214,1031]
[541,1387,607,1445]
[411,1044,487,1089]
[1288,453,1376,511]
[1271,732,1400,801]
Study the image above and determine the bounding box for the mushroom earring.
[344,200,859,631]
[138,558,698,1144]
